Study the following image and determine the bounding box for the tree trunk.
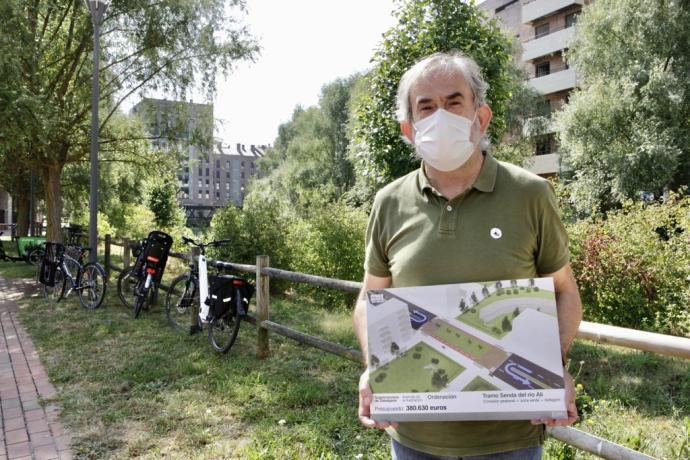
[41,164,63,242]
[15,194,30,237]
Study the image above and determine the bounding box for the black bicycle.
[38,241,106,309]
[117,231,173,318]
[165,237,254,353]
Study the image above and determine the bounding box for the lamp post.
[86,0,109,263]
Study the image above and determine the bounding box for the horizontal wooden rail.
[578,321,690,360]
[262,267,361,293]
[261,320,363,363]
[548,427,655,459]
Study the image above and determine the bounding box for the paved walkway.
[0,275,71,460]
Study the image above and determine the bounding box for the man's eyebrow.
[415,92,465,105]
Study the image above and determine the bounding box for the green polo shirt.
[364,153,569,456]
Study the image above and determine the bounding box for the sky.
[137,0,398,146]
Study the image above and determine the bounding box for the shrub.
[287,201,367,308]
[567,194,690,335]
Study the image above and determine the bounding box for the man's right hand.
[358,370,398,429]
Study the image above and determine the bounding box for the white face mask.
[413,109,478,172]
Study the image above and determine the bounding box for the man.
[353,52,582,459]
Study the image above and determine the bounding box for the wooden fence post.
[256,255,270,358]
[104,234,111,279]
[122,238,131,269]
[189,246,201,335]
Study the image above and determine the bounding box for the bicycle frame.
[60,252,86,297]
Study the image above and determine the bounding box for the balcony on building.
[529,64,577,95]
[522,0,584,24]
[522,25,576,61]
[527,152,560,176]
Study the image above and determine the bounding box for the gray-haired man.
[353,52,582,458]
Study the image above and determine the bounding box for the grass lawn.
[429,322,490,358]
[1,263,688,459]
[369,342,465,393]
[462,377,499,392]
[457,288,554,339]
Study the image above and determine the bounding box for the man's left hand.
[530,369,578,427]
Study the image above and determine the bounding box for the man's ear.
[400,121,413,143]
[477,105,493,134]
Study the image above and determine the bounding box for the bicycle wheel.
[78,263,106,309]
[28,248,44,266]
[207,294,241,354]
[165,274,198,333]
[117,267,138,310]
[43,266,66,304]
[132,276,151,319]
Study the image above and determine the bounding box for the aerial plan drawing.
[366,277,568,421]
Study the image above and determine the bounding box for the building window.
[206,168,209,176]
[226,161,230,169]
[537,98,551,117]
[215,170,219,178]
[205,179,209,185]
[226,183,230,190]
[565,12,579,28]
[241,172,245,179]
[197,191,202,199]
[534,23,549,39]
[226,172,230,179]
[198,168,202,176]
[205,192,209,199]
[536,61,550,78]
[215,159,220,168]
[215,183,219,190]
[535,134,554,156]
[215,191,220,199]
[198,180,202,187]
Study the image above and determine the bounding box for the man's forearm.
[556,289,583,360]
[353,293,369,364]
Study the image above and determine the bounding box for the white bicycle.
[164,237,253,353]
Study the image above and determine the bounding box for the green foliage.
[557,0,690,214]
[255,74,363,215]
[0,0,258,239]
[148,177,183,229]
[287,202,367,307]
[350,0,516,199]
[567,193,690,335]
[210,194,293,274]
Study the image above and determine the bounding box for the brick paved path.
[0,276,71,460]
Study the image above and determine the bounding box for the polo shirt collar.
[417,152,498,197]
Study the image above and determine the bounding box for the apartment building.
[131,98,267,225]
[480,0,591,177]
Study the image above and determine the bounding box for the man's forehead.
[410,69,473,102]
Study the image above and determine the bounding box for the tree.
[0,0,258,240]
[556,0,690,215]
[253,74,364,215]
[390,341,400,356]
[431,369,449,389]
[350,0,517,200]
[501,316,512,332]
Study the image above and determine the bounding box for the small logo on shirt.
[490,228,502,239]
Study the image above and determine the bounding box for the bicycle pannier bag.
[39,242,65,287]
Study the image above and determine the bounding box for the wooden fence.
[102,235,690,460]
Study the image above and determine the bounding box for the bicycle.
[38,241,107,309]
[165,237,254,353]
[117,231,173,318]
